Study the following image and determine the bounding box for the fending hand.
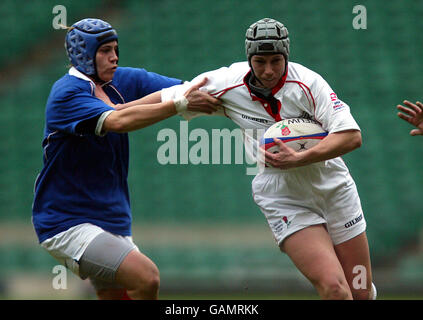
[183,77,222,114]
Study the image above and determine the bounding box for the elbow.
[352,131,362,150]
[103,113,127,133]
[110,122,127,134]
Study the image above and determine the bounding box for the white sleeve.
[95,110,114,136]
[312,75,360,134]
[161,81,190,101]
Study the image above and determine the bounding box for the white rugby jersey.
[161,61,360,169]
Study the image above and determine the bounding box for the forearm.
[114,91,163,110]
[103,100,176,133]
[296,130,362,166]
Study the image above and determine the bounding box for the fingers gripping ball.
[260,118,328,153]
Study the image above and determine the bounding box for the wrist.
[173,96,189,114]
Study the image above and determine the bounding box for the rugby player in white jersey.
[129,18,377,300]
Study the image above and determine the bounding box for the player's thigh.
[77,231,140,295]
[115,249,159,290]
[281,224,347,287]
[334,231,372,293]
[41,223,105,277]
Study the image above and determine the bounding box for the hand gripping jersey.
[161,61,360,167]
[32,67,181,243]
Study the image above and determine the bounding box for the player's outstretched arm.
[112,77,221,113]
[264,129,362,170]
[113,92,163,110]
[102,78,220,133]
[397,100,423,136]
[103,99,177,133]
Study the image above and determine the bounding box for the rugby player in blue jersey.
[32,18,220,300]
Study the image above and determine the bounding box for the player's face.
[250,54,285,89]
[95,41,118,82]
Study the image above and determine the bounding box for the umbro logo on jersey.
[241,114,269,124]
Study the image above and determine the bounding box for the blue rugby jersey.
[32,67,181,243]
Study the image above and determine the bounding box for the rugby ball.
[260,118,328,153]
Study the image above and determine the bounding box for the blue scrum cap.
[65,18,118,76]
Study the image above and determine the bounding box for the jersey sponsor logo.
[330,92,345,112]
[333,100,345,111]
[344,213,363,228]
[241,114,269,124]
[330,92,338,101]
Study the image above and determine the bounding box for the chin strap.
[246,73,279,115]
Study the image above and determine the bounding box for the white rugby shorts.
[252,159,366,247]
[41,223,137,279]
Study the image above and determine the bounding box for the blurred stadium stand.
[1,0,423,298]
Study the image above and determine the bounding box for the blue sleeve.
[46,76,114,135]
[112,67,183,101]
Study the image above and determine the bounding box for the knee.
[116,250,162,299]
[144,267,160,294]
[324,282,351,300]
[131,265,160,298]
[316,277,352,300]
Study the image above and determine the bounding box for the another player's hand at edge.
[397,100,423,136]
